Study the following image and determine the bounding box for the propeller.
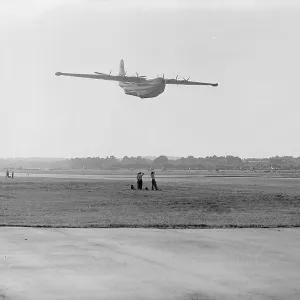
[135,72,146,78]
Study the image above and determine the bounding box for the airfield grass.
[0,175,300,228]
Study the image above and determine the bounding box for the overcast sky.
[1,0,299,158]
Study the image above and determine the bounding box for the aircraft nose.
[55,72,62,76]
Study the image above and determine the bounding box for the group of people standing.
[136,171,158,190]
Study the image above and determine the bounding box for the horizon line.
[1,155,300,160]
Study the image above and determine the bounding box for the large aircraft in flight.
[55,59,218,99]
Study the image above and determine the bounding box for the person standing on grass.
[151,171,158,190]
[137,172,141,189]
[139,172,145,190]
[136,172,144,190]
[140,172,145,189]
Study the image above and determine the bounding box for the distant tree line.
[64,155,300,171]
[2,156,300,171]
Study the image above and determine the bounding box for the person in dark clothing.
[136,172,144,190]
[12,171,14,179]
[136,172,141,189]
[6,170,9,178]
[151,171,158,190]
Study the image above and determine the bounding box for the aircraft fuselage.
[118,77,166,99]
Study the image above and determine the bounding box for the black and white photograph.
[0,0,299,299]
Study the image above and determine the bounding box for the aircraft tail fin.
[119,59,126,76]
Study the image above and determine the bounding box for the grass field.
[1,173,300,228]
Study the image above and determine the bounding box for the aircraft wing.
[165,78,218,87]
[55,72,145,83]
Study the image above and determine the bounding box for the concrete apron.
[0,228,299,300]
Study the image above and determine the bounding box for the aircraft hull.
[118,78,166,99]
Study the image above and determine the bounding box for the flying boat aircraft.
[55,59,218,99]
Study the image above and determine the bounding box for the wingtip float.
[55,60,218,98]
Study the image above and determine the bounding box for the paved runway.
[0,228,299,300]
